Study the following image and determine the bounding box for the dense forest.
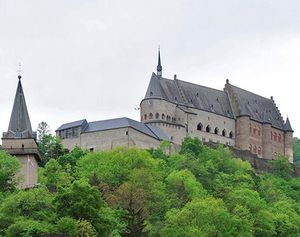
[1,134,300,236]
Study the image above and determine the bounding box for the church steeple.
[157,48,162,77]
[5,74,33,138]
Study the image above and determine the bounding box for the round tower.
[284,117,294,163]
[235,115,250,150]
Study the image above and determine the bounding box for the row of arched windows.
[249,144,262,156]
[250,126,261,136]
[197,123,234,139]
[271,131,282,143]
[142,113,177,123]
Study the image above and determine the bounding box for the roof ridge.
[230,84,271,101]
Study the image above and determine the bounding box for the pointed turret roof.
[5,76,33,138]
[157,48,162,77]
[284,117,293,132]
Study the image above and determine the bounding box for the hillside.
[0,137,300,236]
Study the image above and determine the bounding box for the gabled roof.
[229,84,284,129]
[56,119,87,131]
[4,79,33,138]
[144,73,234,118]
[57,117,170,141]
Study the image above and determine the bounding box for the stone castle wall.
[61,127,163,152]
[141,98,235,147]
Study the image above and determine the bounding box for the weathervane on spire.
[17,63,22,80]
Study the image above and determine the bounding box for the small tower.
[284,117,294,163]
[157,48,162,77]
[2,73,41,188]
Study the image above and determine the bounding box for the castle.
[2,52,294,189]
[141,51,294,162]
[57,51,293,162]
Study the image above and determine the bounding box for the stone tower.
[284,117,294,163]
[2,74,40,188]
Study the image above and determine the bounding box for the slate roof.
[229,84,285,130]
[56,119,87,131]
[144,73,234,118]
[5,79,33,138]
[284,117,293,132]
[57,117,170,141]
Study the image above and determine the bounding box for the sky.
[0,0,300,138]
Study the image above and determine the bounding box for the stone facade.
[141,55,294,162]
[56,117,169,152]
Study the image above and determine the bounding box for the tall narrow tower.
[2,74,40,188]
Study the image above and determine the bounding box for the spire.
[5,75,33,138]
[284,117,293,132]
[157,47,162,77]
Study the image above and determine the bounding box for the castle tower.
[2,74,40,188]
[284,117,294,163]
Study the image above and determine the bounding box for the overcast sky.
[0,0,300,138]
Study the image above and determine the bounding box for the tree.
[162,197,235,237]
[166,169,206,208]
[180,137,203,156]
[0,151,21,192]
[38,134,65,165]
[271,155,293,179]
[37,121,50,141]
[54,180,119,235]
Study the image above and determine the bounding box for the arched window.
[155,113,159,119]
[229,131,233,139]
[278,134,281,143]
[172,117,176,123]
[206,125,211,133]
[222,129,226,137]
[253,145,257,154]
[274,132,277,142]
[167,115,171,121]
[249,144,252,152]
[197,123,203,131]
[258,147,262,155]
[270,131,273,140]
[214,127,219,135]
[144,114,147,120]
[162,114,165,120]
[149,113,153,119]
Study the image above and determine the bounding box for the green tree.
[271,155,293,179]
[0,187,55,235]
[162,197,235,237]
[293,137,300,164]
[180,137,203,156]
[37,121,50,141]
[166,169,206,208]
[54,179,119,235]
[38,134,65,165]
[0,151,21,192]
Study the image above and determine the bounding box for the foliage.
[0,151,21,192]
[38,134,65,165]
[37,121,50,141]
[271,155,293,179]
[1,137,300,236]
[293,137,300,165]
